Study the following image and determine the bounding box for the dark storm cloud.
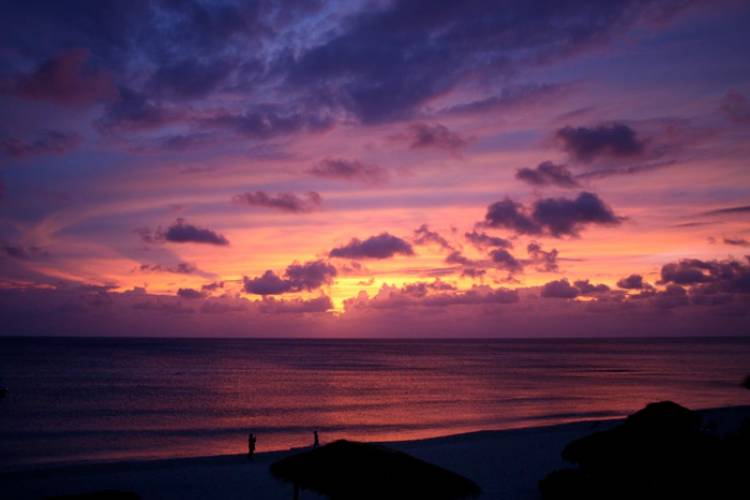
[405,123,466,152]
[162,219,229,246]
[177,288,206,300]
[330,233,414,260]
[285,0,695,123]
[720,90,750,124]
[309,158,388,184]
[232,191,322,213]
[541,279,579,298]
[484,192,622,237]
[7,49,115,106]
[556,123,645,163]
[516,161,580,188]
[413,225,453,251]
[243,260,337,295]
[1,131,80,158]
[617,274,650,289]
[465,231,512,250]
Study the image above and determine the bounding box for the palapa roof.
[270,439,481,500]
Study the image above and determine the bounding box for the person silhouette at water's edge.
[248,432,256,460]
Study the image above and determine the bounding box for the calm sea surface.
[1,337,749,469]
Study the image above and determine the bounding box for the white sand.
[4,406,749,500]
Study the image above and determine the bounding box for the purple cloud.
[484,192,622,237]
[2,244,48,260]
[720,90,750,124]
[205,105,334,139]
[139,262,197,275]
[445,251,476,266]
[617,274,650,289]
[177,288,206,300]
[405,123,466,151]
[233,191,322,213]
[484,198,542,235]
[724,238,749,247]
[700,205,750,217]
[533,192,623,237]
[99,87,173,132]
[259,296,334,314]
[330,233,415,260]
[11,48,115,106]
[490,249,523,273]
[285,1,696,124]
[465,231,512,249]
[660,258,750,292]
[516,161,580,188]
[541,279,579,298]
[556,123,645,163]
[162,219,229,246]
[149,58,233,100]
[574,279,610,295]
[352,283,519,310]
[309,158,388,184]
[413,224,453,251]
[243,260,337,295]
[1,130,80,159]
[527,242,559,272]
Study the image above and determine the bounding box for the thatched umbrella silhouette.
[269,440,481,500]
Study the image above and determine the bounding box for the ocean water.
[1,337,749,469]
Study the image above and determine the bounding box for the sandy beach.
[4,405,749,500]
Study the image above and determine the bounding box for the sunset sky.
[1,0,749,337]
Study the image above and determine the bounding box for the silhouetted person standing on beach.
[248,433,256,460]
[313,430,319,448]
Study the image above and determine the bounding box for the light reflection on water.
[1,337,749,467]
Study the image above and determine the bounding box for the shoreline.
[4,405,750,499]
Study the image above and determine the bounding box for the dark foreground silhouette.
[45,491,140,500]
[270,439,480,500]
[539,401,750,500]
